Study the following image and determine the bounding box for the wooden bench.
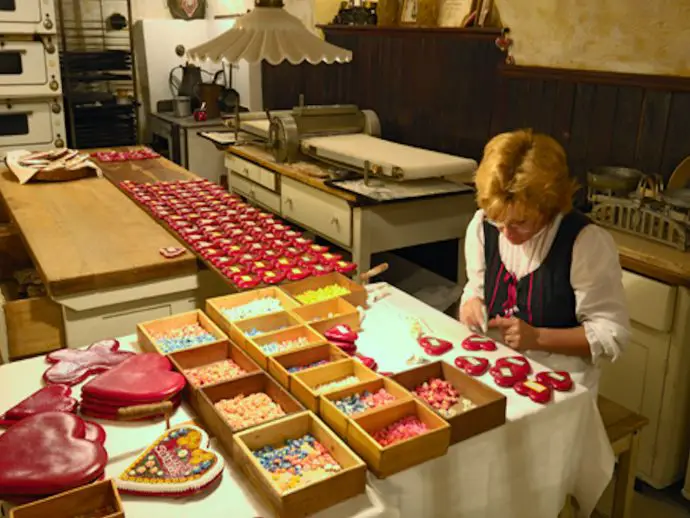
[561,396,648,518]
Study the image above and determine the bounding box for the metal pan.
[662,189,690,210]
[587,167,645,193]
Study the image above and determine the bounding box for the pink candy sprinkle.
[371,416,429,446]
[215,392,285,431]
[413,378,460,413]
[184,359,247,387]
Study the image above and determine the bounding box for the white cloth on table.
[460,209,631,392]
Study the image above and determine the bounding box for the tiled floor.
[596,480,690,517]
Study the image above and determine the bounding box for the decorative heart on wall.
[82,353,186,404]
[43,339,135,386]
[0,385,78,425]
[116,425,223,497]
[0,412,108,496]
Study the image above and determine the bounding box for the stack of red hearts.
[0,412,108,502]
[324,323,358,356]
[80,354,186,420]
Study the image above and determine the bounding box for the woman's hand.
[459,297,486,331]
[489,316,540,351]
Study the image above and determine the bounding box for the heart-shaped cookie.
[0,412,108,496]
[535,371,574,392]
[514,379,552,404]
[454,356,490,376]
[489,365,527,388]
[461,335,497,352]
[0,385,78,425]
[418,336,453,356]
[495,356,531,377]
[325,324,358,344]
[44,339,135,386]
[159,247,186,259]
[84,421,107,445]
[116,425,224,497]
[82,353,186,404]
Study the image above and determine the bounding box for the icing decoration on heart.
[454,356,490,376]
[514,379,552,404]
[535,371,573,392]
[325,324,358,343]
[461,335,497,352]
[44,339,135,386]
[418,336,453,356]
[0,385,78,425]
[0,412,108,495]
[116,425,224,497]
[82,353,186,404]
[159,247,186,259]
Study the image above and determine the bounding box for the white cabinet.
[186,125,228,184]
[599,272,690,489]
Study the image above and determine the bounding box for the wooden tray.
[233,411,367,518]
[196,371,304,457]
[137,309,229,355]
[206,288,301,344]
[9,479,124,518]
[320,377,413,439]
[391,361,506,445]
[307,311,362,336]
[280,272,367,308]
[268,343,350,390]
[291,358,380,413]
[247,325,327,369]
[233,311,302,350]
[168,340,261,412]
[348,399,451,478]
[290,298,358,325]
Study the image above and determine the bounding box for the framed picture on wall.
[399,0,438,25]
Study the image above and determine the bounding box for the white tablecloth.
[0,284,614,518]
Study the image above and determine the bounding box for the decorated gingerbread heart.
[489,365,527,388]
[82,353,186,404]
[454,356,490,376]
[495,356,532,377]
[44,339,135,386]
[418,336,454,356]
[514,379,552,404]
[0,385,78,425]
[0,412,108,496]
[325,324,358,344]
[461,334,497,352]
[159,247,186,259]
[535,371,574,392]
[116,425,224,497]
[330,340,357,356]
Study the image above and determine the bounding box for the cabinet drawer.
[230,173,281,214]
[281,177,352,248]
[622,271,676,332]
[4,296,64,360]
[226,154,278,192]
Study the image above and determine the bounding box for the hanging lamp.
[187,0,353,65]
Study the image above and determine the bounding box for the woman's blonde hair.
[474,129,579,223]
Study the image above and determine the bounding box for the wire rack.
[56,0,139,149]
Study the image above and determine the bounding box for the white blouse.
[460,209,631,391]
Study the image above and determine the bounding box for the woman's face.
[488,207,546,245]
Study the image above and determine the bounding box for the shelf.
[317,24,502,38]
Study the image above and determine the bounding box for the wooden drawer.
[230,173,281,214]
[4,296,64,360]
[281,177,352,248]
[622,270,676,332]
[226,154,277,192]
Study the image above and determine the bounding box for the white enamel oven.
[0,97,66,157]
[0,0,57,35]
[0,36,61,97]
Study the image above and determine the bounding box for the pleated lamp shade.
[187,6,353,65]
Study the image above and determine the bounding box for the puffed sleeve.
[571,225,631,363]
[460,209,487,307]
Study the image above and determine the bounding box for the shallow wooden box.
[291,358,380,413]
[280,272,367,308]
[247,325,327,369]
[206,288,300,344]
[168,340,261,412]
[268,343,350,390]
[348,399,451,478]
[196,371,304,457]
[308,311,362,337]
[391,361,506,445]
[9,479,124,518]
[233,311,302,350]
[290,298,358,325]
[137,309,228,355]
[320,377,413,439]
[233,411,367,518]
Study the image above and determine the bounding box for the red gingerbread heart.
[44,339,135,386]
[454,356,490,376]
[0,385,78,425]
[495,356,532,377]
[535,371,574,392]
[84,421,107,445]
[325,324,358,344]
[0,412,108,495]
[82,353,186,404]
[418,336,454,356]
[489,365,527,388]
[514,379,552,404]
[461,334,497,352]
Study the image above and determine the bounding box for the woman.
[458,129,630,391]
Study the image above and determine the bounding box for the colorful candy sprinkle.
[334,389,397,415]
[413,378,475,417]
[287,359,329,373]
[371,416,429,446]
[259,337,310,355]
[315,375,360,394]
[184,359,247,387]
[244,325,287,338]
[153,324,216,353]
[295,284,351,305]
[215,392,285,431]
[253,434,342,493]
[221,297,284,321]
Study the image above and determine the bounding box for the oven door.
[0,99,61,151]
[0,0,55,35]
[0,38,60,97]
